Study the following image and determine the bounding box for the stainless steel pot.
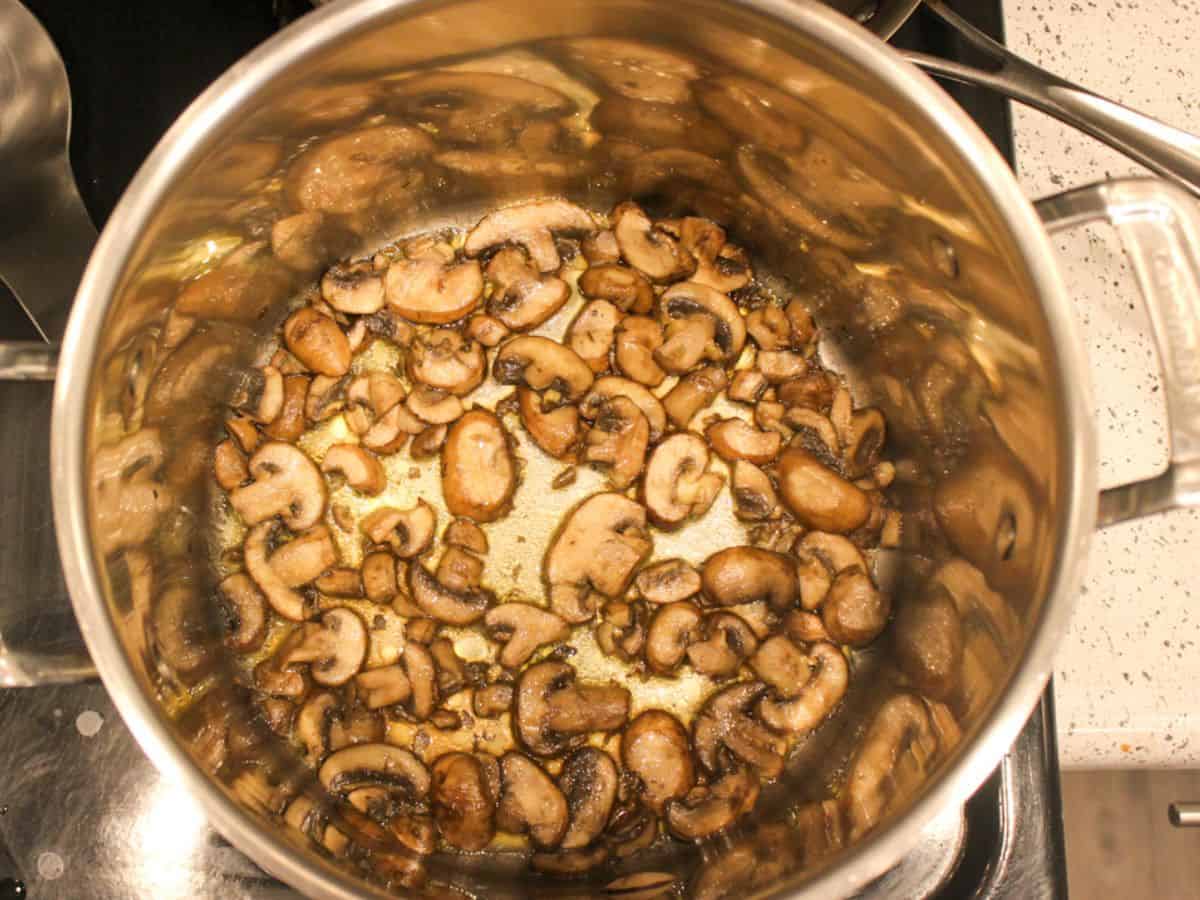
[3,0,1199,896]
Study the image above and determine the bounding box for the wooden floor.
[1063,770,1200,899]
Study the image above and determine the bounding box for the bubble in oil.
[0,878,24,899]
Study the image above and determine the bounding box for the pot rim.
[50,1,1097,896]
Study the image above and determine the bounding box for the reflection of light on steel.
[133,775,208,900]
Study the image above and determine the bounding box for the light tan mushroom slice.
[485,604,570,669]
[635,558,702,605]
[464,199,596,273]
[321,260,385,314]
[362,551,399,604]
[407,329,486,396]
[560,38,699,104]
[778,370,835,411]
[485,247,571,331]
[286,125,433,215]
[645,601,702,675]
[356,664,413,709]
[785,406,840,464]
[444,518,488,554]
[612,202,695,282]
[728,370,768,404]
[685,611,759,678]
[839,407,886,480]
[662,365,726,429]
[345,371,407,435]
[305,374,351,424]
[442,409,517,523]
[321,444,387,496]
[465,313,511,348]
[622,710,695,814]
[362,403,425,454]
[579,263,654,314]
[408,562,493,625]
[517,387,582,459]
[496,752,570,849]
[217,573,268,652]
[244,522,313,621]
[214,440,249,492]
[567,299,622,373]
[384,254,484,324]
[361,501,436,558]
[473,683,515,718]
[758,350,808,384]
[581,376,668,443]
[406,387,464,426]
[268,525,338,588]
[544,493,653,623]
[731,460,778,521]
[229,441,327,532]
[226,415,260,454]
[283,308,351,377]
[254,630,309,698]
[319,742,432,800]
[660,281,746,363]
[614,316,666,386]
[705,418,781,465]
[642,434,724,529]
[582,229,621,264]
[655,314,716,374]
[558,747,620,849]
[432,752,497,852]
[821,569,889,648]
[515,660,631,756]
[777,448,872,533]
[584,396,650,489]
[493,335,595,402]
[435,546,484,593]
[693,682,786,778]
[403,641,439,720]
[749,635,816,699]
[237,365,284,425]
[757,642,849,735]
[700,546,796,611]
[596,599,648,662]
[283,608,368,687]
[665,767,759,841]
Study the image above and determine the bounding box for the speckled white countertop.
[1006,1,1200,767]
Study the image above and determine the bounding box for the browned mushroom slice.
[559,38,699,104]
[821,569,890,648]
[474,683,515,718]
[660,281,746,364]
[558,747,619,850]
[465,313,510,348]
[778,370,835,412]
[567,299,622,373]
[514,660,631,756]
[635,559,701,605]
[444,518,488,554]
[485,247,571,331]
[612,202,695,282]
[596,600,648,662]
[321,260,385,314]
[758,350,808,384]
[582,229,621,264]
[685,611,758,678]
[407,329,486,396]
[485,604,570,669]
[607,804,660,860]
[749,635,815,698]
[465,199,595,273]
[745,306,793,352]
[677,219,752,294]
[496,752,569,848]
[405,387,464,426]
[435,546,484,593]
[731,460,778,521]
[784,609,831,645]
[665,767,758,841]
[579,264,655,315]
[296,691,338,765]
[283,308,351,377]
[403,642,439,721]
[728,370,768,405]
[757,642,848,735]
[345,371,407,436]
[432,752,497,851]
[494,336,595,402]
[642,434,724,529]
[362,551,399,604]
[319,742,431,800]
[392,71,570,145]
[622,710,694,814]
[645,601,702,675]
[321,444,387,496]
[705,418,781,465]
[229,441,326,532]
[244,523,313,621]
[236,365,284,426]
[584,396,650,489]
[254,629,309,699]
[408,562,492,626]
[700,546,795,611]
[356,664,413,709]
[441,409,517,523]
[838,407,886,480]
[662,365,726,429]
[283,608,368,687]
[329,706,385,752]
[226,416,260,454]
[581,376,668,443]
[655,314,716,374]
[544,493,653,623]
[217,573,268,652]
[305,374,352,424]
[693,682,785,778]
[777,448,872,533]
[385,251,484,325]
[517,387,582,459]
[614,316,667,386]
[214,439,249,493]
[286,125,433,215]
[361,501,436,558]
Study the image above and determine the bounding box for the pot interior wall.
[80,0,1068,895]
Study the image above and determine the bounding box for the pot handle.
[1036,178,1200,527]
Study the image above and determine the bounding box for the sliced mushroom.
[757,350,808,384]
[254,629,309,699]
[407,329,486,396]
[662,365,726,429]
[218,573,268,652]
[403,641,439,720]
[728,370,768,404]
[892,584,964,702]
[435,546,484,593]
[237,365,284,425]
[485,603,571,669]
[596,600,648,662]
[283,608,368,687]
[515,660,631,756]
[226,416,260,454]
[494,336,595,402]
[786,407,841,464]
[777,448,872,533]
[305,374,351,424]
[645,601,702,675]
[685,611,758,678]
[584,395,650,489]
[701,547,796,610]
[441,409,517,523]
[356,664,413,709]
[406,387,464,425]
[621,710,694,814]
[385,253,484,324]
[612,202,695,282]
[822,569,889,647]
[297,691,339,765]
[655,314,716,374]
[319,742,431,801]
[474,683,515,718]
[330,706,385,752]
[582,229,621,264]
[267,525,338,588]
[839,407,886,480]
[363,550,399,604]
[465,199,595,274]
[757,642,849,734]
[635,559,701,605]
[361,501,436,558]
[444,518,488,555]
[229,441,327,532]
[579,263,654,314]
[322,260,385,314]
[465,313,511,348]
[544,493,653,623]
[615,316,666,386]
[581,376,668,443]
[693,682,785,778]
[316,565,362,595]
[731,460,778,521]
[408,561,492,625]
[321,444,387,496]
[283,308,351,377]
[749,635,814,698]
[518,387,582,458]
[345,371,407,436]
[660,281,746,364]
[642,434,724,529]
[558,747,620,849]
[567,299,622,373]
[705,418,781,465]
[214,440,249,492]
[778,370,836,411]
[496,752,569,848]
[665,767,759,841]
[485,247,571,331]
[432,752,497,851]
[244,522,313,621]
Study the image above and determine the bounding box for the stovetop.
[0,1,1068,898]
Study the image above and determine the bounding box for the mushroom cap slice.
[441,410,517,523]
[757,642,849,735]
[557,747,620,849]
[621,710,695,814]
[662,365,726,429]
[514,660,631,756]
[635,558,701,605]
[686,611,759,678]
[701,546,796,611]
[319,742,431,799]
[321,260,385,314]
[705,418,781,465]
[660,281,746,363]
[642,433,724,529]
[244,522,313,622]
[517,387,582,459]
[493,336,595,402]
[283,308,352,377]
[321,444,387,496]
[496,752,569,849]
[665,767,759,841]
[777,448,872,534]
[612,202,695,283]
[385,255,484,325]
[749,635,816,699]
[408,562,493,625]
[731,460,778,521]
[485,603,570,669]
[693,682,786,778]
[583,395,650,489]
[544,493,652,623]
[567,299,623,373]
[579,264,654,315]
[645,601,702,675]
[361,501,436,558]
[229,441,326,532]
[580,376,668,443]
[218,573,268,652]
[284,608,368,687]
[296,691,339,766]
[431,752,497,851]
[356,664,413,709]
[485,247,571,331]
[465,199,596,273]
[407,329,486,396]
[821,569,890,648]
